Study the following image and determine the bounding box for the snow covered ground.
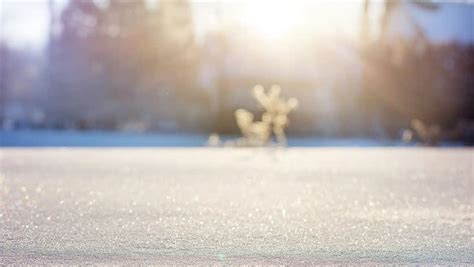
[1,148,473,264]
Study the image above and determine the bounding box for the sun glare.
[242,0,303,39]
[239,0,362,40]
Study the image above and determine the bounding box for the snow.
[1,148,472,264]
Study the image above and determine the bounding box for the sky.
[0,0,52,49]
[407,3,474,44]
[0,0,472,49]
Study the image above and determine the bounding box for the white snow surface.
[0,148,473,264]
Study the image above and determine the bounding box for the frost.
[401,119,444,146]
[234,109,272,146]
[207,133,221,147]
[235,85,298,146]
[411,119,441,146]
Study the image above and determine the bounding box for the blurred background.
[1,0,473,146]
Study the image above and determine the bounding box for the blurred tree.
[41,0,199,131]
[0,42,11,126]
[359,0,445,137]
[0,43,41,128]
[156,0,199,130]
[43,0,106,128]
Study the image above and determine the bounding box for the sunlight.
[239,0,363,40]
[241,0,303,39]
